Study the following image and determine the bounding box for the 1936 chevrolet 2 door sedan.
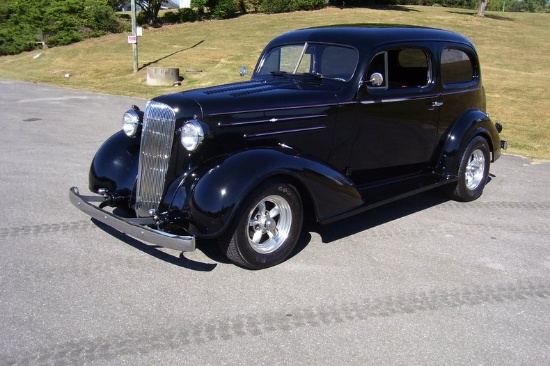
[70,26,506,269]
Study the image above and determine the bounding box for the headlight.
[122,109,141,138]
[180,120,204,151]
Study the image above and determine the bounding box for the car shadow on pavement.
[307,190,450,245]
[92,219,218,272]
[309,174,497,245]
[92,181,494,270]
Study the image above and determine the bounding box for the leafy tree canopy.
[0,0,124,56]
[2,0,548,56]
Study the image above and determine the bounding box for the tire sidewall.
[232,180,303,269]
[456,136,490,201]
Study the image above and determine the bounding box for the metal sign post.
[130,0,138,72]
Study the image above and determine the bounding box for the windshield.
[256,43,359,82]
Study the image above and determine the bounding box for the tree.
[0,0,124,55]
[477,0,488,16]
[107,0,127,9]
[136,0,164,24]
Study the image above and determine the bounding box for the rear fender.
[435,110,501,179]
[167,148,363,238]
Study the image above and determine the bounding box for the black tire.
[219,179,303,270]
[445,136,490,202]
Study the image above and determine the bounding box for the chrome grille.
[135,101,176,217]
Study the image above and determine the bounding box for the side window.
[441,48,475,85]
[367,48,432,90]
[388,48,431,88]
[366,53,387,88]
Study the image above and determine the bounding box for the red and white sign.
[128,35,137,44]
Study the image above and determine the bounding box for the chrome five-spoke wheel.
[465,149,486,191]
[247,195,292,254]
[219,179,303,269]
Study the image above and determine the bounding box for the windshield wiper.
[304,72,324,79]
[271,71,288,77]
[305,72,347,82]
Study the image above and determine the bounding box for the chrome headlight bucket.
[122,108,142,138]
[180,120,204,151]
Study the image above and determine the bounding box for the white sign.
[136,26,143,37]
[128,35,137,44]
[180,0,191,8]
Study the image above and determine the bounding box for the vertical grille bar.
[135,101,176,217]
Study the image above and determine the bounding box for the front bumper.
[69,187,195,252]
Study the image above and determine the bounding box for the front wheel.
[219,179,303,270]
[445,136,490,202]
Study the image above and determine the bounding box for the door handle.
[432,101,444,107]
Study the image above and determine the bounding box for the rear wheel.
[219,179,303,269]
[446,136,490,202]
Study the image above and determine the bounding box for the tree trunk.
[477,0,488,17]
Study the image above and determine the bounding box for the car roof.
[266,26,474,49]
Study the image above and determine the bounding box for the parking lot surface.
[1,79,549,365]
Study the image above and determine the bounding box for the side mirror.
[239,66,251,77]
[368,72,384,87]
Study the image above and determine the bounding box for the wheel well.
[258,174,317,224]
[474,132,494,161]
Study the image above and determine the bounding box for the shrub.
[162,11,180,24]
[0,0,124,55]
[241,0,262,12]
[176,8,201,22]
[262,0,326,14]
[211,0,240,18]
[294,0,328,11]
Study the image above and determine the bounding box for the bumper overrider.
[69,187,195,252]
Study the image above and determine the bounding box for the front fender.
[436,109,501,178]
[89,130,140,194]
[167,148,363,238]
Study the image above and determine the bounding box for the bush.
[262,0,326,13]
[294,0,328,10]
[136,11,150,25]
[211,0,240,18]
[0,0,124,55]
[241,0,262,13]
[261,0,295,13]
[162,11,180,24]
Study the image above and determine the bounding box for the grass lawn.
[0,6,549,160]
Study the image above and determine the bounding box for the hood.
[153,77,345,120]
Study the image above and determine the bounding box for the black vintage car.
[70,26,506,269]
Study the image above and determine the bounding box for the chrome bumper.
[69,187,195,252]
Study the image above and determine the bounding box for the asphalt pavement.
[1,79,549,365]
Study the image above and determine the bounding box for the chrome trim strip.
[360,93,440,105]
[219,114,327,127]
[208,103,336,117]
[244,126,326,138]
[440,85,482,95]
[69,187,195,252]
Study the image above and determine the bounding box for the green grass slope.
[0,6,549,159]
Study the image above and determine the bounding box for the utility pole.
[131,0,138,72]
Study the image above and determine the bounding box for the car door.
[347,45,441,184]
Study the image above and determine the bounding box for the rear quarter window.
[441,48,476,86]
